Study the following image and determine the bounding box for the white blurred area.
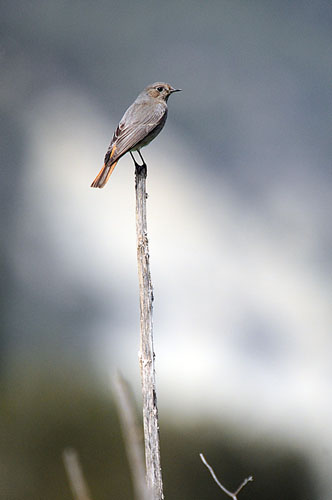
[16,86,331,490]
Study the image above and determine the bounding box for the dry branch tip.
[200,452,253,500]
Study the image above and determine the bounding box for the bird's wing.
[104,101,166,164]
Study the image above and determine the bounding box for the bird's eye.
[157,86,164,92]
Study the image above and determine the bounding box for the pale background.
[1,1,331,498]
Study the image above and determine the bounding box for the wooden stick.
[135,162,164,500]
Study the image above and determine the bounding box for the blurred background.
[1,0,332,498]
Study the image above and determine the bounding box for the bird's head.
[145,82,182,101]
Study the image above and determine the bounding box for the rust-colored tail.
[90,160,118,188]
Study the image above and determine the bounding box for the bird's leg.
[130,151,147,177]
[137,150,147,167]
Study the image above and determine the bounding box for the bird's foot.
[131,152,147,177]
[135,161,147,177]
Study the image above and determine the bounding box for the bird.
[91,82,181,188]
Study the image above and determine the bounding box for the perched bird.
[91,82,181,188]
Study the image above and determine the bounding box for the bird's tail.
[90,160,118,188]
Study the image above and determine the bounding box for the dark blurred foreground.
[1,364,314,500]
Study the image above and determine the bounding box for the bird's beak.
[170,87,182,93]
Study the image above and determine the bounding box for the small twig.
[234,475,253,496]
[112,371,149,500]
[63,448,93,500]
[200,453,253,499]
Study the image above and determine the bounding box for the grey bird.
[91,82,181,188]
